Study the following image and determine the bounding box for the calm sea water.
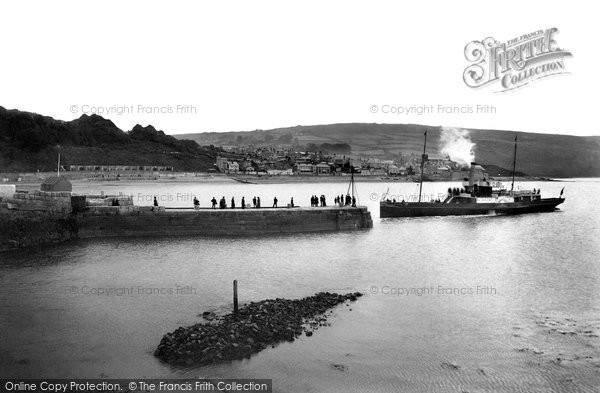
[1,179,599,392]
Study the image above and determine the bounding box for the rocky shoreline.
[154,292,363,366]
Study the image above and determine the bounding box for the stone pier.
[0,206,373,251]
[76,206,373,239]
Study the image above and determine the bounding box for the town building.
[216,156,229,172]
[227,161,240,173]
[295,163,316,174]
[388,165,401,175]
[68,165,174,172]
[315,163,331,174]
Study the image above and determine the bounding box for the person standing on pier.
[290,197,294,207]
[241,197,246,209]
[352,196,356,207]
[231,197,236,209]
[220,196,226,209]
[153,196,159,207]
[273,196,278,208]
[193,197,200,210]
[211,197,217,209]
[253,196,257,208]
[257,197,261,208]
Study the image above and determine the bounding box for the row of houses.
[215,149,459,177]
[295,163,332,175]
[221,145,295,158]
[239,168,293,175]
[217,155,338,175]
[217,154,383,176]
[68,165,175,172]
[217,156,294,175]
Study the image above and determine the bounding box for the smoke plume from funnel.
[439,127,475,166]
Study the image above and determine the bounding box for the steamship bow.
[380,132,565,218]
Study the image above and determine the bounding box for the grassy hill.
[175,124,600,178]
[0,107,218,172]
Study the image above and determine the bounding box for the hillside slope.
[176,124,600,178]
[0,107,217,172]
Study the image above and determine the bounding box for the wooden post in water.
[233,280,238,316]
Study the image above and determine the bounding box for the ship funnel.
[468,162,487,186]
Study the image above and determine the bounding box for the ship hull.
[380,198,564,218]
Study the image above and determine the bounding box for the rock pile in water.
[154,291,363,366]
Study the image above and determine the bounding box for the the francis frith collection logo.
[463,28,572,92]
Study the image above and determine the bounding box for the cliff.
[0,106,218,172]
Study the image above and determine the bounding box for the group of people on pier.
[206,195,290,209]
[152,194,356,209]
[311,195,327,207]
[334,194,356,207]
[309,194,356,208]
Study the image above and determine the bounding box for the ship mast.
[510,135,517,192]
[346,165,358,205]
[57,144,61,177]
[350,165,354,201]
[418,130,427,202]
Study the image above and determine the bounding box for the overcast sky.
[1,0,597,136]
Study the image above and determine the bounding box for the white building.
[315,163,331,174]
[295,163,316,174]
[228,161,239,173]
[388,165,400,175]
[267,168,293,175]
[216,156,229,172]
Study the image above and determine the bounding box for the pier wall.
[76,207,373,239]
[7,191,72,214]
[0,208,78,250]
[0,206,372,251]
